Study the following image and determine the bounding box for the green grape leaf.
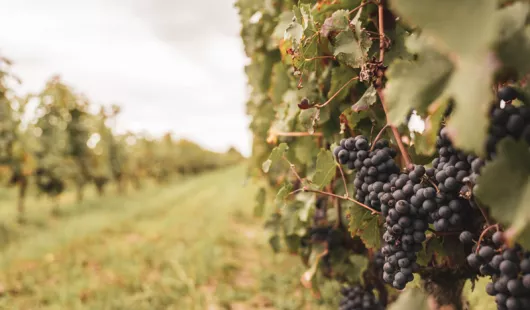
[265,213,282,253]
[347,254,369,284]
[272,11,295,42]
[295,191,316,222]
[312,0,363,22]
[359,215,382,249]
[413,100,449,155]
[254,187,267,217]
[496,3,530,76]
[352,85,378,112]
[292,137,318,165]
[385,36,453,126]
[444,56,493,155]
[284,235,301,253]
[384,25,412,66]
[475,139,530,245]
[285,20,304,47]
[275,182,294,206]
[343,108,370,130]
[269,235,281,253]
[294,3,316,32]
[273,90,300,132]
[388,288,430,310]
[388,1,498,155]
[347,201,368,230]
[390,0,497,57]
[321,9,350,37]
[347,200,382,249]
[299,107,320,134]
[332,25,372,68]
[269,62,291,106]
[283,201,303,236]
[417,236,446,266]
[262,143,289,172]
[311,149,336,189]
[329,66,357,103]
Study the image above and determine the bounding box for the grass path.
[0,165,333,310]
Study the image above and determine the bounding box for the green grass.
[0,165,334,310]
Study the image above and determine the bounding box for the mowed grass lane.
[0,165,335,310]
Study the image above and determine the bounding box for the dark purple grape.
[459,231,473,244]
[500,260,519,278]
[478,246,495,262]
[498,86,519,102]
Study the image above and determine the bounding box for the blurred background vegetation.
[0,58,244,223]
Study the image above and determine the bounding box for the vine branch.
[349,0,374,14]
[370,124,389,151]
[315,76,359,109]
[271,130,323,137]
[475,224,500,254]
[374,1,412,168]
[309,188,381,215]
[304,55,336,62]
[377,2,385,63]
[283,157,381,215]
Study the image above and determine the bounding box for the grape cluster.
[380,165,429,289]
[487,87,530,159]
[428,127,478,231]
[334,136,399,210]
[465,231,530,310]
[339,285,384,310]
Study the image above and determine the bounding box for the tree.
[0,57,29,222]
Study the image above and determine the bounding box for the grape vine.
[238,0,530,309]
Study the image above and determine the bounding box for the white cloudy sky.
[0,0,251,155]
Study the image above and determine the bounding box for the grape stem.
[283,157,381,215]
[425,177,440,193]
[315,76,359,109]
[284,156,305,184]
[370,124,389,151]
[349,0,374,14]
[475,224,500,254]
[270,130,323,137]
[288,188,304,196]
[304,55,335,62]
[374,1,412,168]
[307,188,381,215]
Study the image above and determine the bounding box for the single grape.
[459,231,474,244]
[500,260,519,278]
[478,246,495,262]
[467,253,481,269]
[498,86,519,102]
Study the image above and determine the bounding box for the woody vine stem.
[375,0,412,168]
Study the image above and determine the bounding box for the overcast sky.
[0,0,251,155]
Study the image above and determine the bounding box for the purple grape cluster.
[426,127,479,232]
[339,285,384,310]
[465,231,530,310]
[334,136,399,211]
[379,165,429,289]
[487,87,530,159]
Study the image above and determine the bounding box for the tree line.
[0,57,243,221]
